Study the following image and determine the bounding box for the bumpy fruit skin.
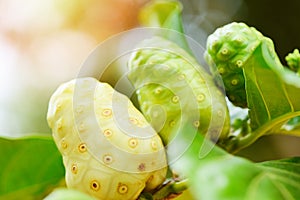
[47,77,167,200]
[285,49,300,75]
[128,36,230,145]
[205,22,281,108]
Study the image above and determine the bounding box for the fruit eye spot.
[155,88,162,94]
[221,48,229,55]
[236,60,243,68]
[71,164,78,174]
[103,154,113,164]
[193,121,200,128]
[56,119,63,130]
[61,139,68,149]
[218,67,225,74]
[151,140,158,150]
[90,180,100,191]
[102,109,112,117]
[128,138,138,148]
[197,93,205,102]
[172,96,179,103]
[169,120,176,127]
[138,163,146,171]
[103,129,113,137]
[231,79,238,85]
[118,184,128,194]
[78,143,87,153]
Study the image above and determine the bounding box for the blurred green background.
[0,0,299,162]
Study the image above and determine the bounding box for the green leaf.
[0,135,65,200]
[235,42,300,150]
[170,126,300,200]
[139,0,183,32]
[257,157,300,199]
[139,0,192,55]
[44,188,95,200]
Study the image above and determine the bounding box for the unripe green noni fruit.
[128,36,230,145]
[205,22,281,108]
[285,49,300,75]
[47,77,167,200]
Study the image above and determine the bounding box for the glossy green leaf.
[0,135,65,200]
[236,42,300,150]
[170,126,300,200]
[44,188,95,200]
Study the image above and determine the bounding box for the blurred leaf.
[170,126,300,200]
[139,0,182,29]
[0,135,65,200]
[44,188,95,200]
[139,0,192,54]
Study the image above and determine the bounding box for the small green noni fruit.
[47,77,167,200]
[285,49,300,75]
[128,36,230,145]
[205,22,282,108]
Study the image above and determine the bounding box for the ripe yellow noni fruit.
[47,77,167,200]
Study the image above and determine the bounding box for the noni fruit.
[47,77,167,200]
[286,49,300,75]
[127,36,230,145]
[205,22,282,108]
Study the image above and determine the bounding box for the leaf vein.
[281,83,295,112]
[253,64,271,121]
[266,173,295,200]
